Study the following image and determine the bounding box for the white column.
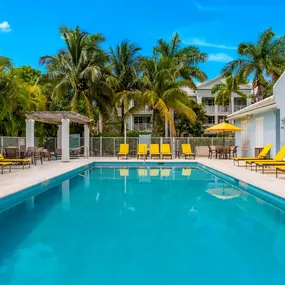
[231,96,235,114]
[61,118,70,162]
[25,119,35,149]
[62,180,70,210]
[214,105,219,124]
[129,115,133,131]
[84,124,90,158]
[57,125,62,149]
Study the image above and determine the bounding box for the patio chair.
[181,144,195,160]
[208,146,213,159]
[0,154,31,169]
[137,144,148,160]
[0,161,12,174]
[117,144,129,160]
[245,145,285,173]
[150,144,160,159]
[24,147,43,165]
[55,149,62,160]
[161,144,172,159]
[233,144,272,166]
[275,166,285,178]
[4,147,19,159]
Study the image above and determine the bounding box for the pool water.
[1,166,285,285]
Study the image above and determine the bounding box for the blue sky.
[1,0,284,79]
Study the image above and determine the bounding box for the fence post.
[100,136,102,157]
[0,136,3,154]
[172,137,175,159]
[160,137,163,150]
[113,138,116,157]
[211,137,214,146]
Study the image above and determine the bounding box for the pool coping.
[1,159,285,212]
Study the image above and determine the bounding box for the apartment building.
[124,76,253,131]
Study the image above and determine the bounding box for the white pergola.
[26,111,93,162]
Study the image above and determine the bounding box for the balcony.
[204,105,215,113]
[234,105,247,112]
[133,123,152,131]
[218,105,231,113]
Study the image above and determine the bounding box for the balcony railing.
[234,105,247,112]
[218,105,231,113]
[133,123,152,131]
[204,105,215,113]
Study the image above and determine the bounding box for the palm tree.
[211,75,248,106]
[128,54,196,137]
[40,26,114,132]
[109,40,142,133]
[222,28,285,102]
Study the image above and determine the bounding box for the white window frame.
[255,117,264,147]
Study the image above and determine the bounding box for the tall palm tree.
[222,28,285,102]
[109,40,142,133]
[211,75,248,106]
[128,54,196,137]
[40,26,114,131]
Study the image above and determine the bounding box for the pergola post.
[57,125,62,149]
[84,124,90,158]
[25,119,35,149]
[61,118,70,162]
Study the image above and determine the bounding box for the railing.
[234,105,247,112]
[203,105,215,113]
[0,136,235,157]
[133,123,152,131]
[218,105,231,113]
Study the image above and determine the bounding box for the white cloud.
[0,21,11,32]
[185,38,237,50]
[208,53,234,63]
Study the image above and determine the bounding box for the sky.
[0,0,285,79]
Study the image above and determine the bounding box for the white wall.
[273,72,285,148]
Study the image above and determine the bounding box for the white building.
[124,76,252,132]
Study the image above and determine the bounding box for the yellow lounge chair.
[137,144,148,159]
[233,144,272,166]
[117,144,129,159]
[275,166,285,178]
[0,154,31,169]
[245,145,285,173]
[0,161,12,174]
[150,144,160,159]
[161,144,172,159]
[181,144,196,160]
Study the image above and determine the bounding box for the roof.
[227,96,277,120]
[26,111,93,125]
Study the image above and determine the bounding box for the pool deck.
[1,157,285,200]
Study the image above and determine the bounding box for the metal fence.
[0,136,235,157]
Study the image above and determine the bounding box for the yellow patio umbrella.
[205,122,242,145]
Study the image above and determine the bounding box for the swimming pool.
[1,164,285,285]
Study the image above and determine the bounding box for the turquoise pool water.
[1,166,285,284]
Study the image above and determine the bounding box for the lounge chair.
[161,144,172,159]
[275,166,285,178]
[233,144,272,166]
[117,144,129,159]
[181,144,195,160]
[245,145,285,173]
[150,144,160,159]
[137,144,148,160]
[0,161,12,174]
[0,154,31,169]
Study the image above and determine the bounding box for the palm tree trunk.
[169,109,174,137]
[121,102,125,134]
[165,118,168,138]
[255,84,264,102]
[98,112,103,133]
[152,110,158,136]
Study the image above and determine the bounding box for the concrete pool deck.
[1,157,285,200]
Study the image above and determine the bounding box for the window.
[207,116,215,124]
[255,117,264,147]
[241,120,248,149]
[134,116,143,124]
[218,116,226,123]
[203,98,215,106]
